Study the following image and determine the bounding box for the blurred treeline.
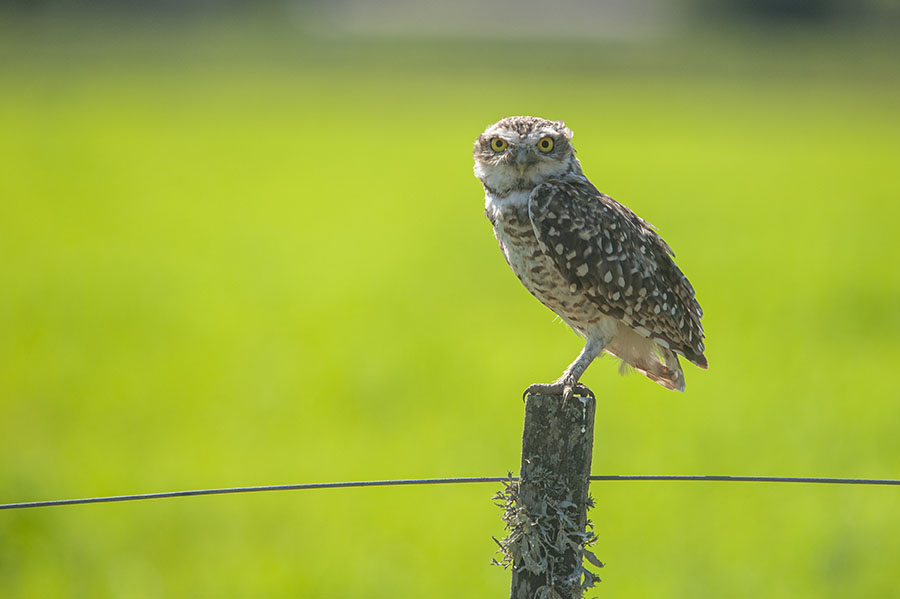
[2,0,898,26]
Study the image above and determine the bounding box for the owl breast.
[485,190,618,340]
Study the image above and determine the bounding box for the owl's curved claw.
[573,383,595,400]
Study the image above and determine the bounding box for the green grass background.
[1,14,899,598]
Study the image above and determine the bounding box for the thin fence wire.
[1,475,897,511]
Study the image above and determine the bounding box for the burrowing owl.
[474,116,707,399]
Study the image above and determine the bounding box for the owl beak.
[515,148,535,174]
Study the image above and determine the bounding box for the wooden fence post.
[496,392,601,598]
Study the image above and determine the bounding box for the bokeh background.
[1,0,899,597]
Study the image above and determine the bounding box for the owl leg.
[524,337,606,402]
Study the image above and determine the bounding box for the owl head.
[473,116,579,194]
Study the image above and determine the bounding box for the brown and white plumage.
[474,116,706,397]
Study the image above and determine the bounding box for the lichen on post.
[493,392,603,598]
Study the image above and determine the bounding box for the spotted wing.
[528,180,707,367]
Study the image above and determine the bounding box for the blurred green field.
[1,15,899,598]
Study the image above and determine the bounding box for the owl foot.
[523,381,595,402]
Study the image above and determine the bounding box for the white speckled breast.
[485,191,618,340]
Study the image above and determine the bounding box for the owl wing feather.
[528,179,707,368]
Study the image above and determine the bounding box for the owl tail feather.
[618,348,686,392]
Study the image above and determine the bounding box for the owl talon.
[572,383,594,400]
[523,382,594,400]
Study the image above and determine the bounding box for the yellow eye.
[537,136,554,152]
[490,138,508,152]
